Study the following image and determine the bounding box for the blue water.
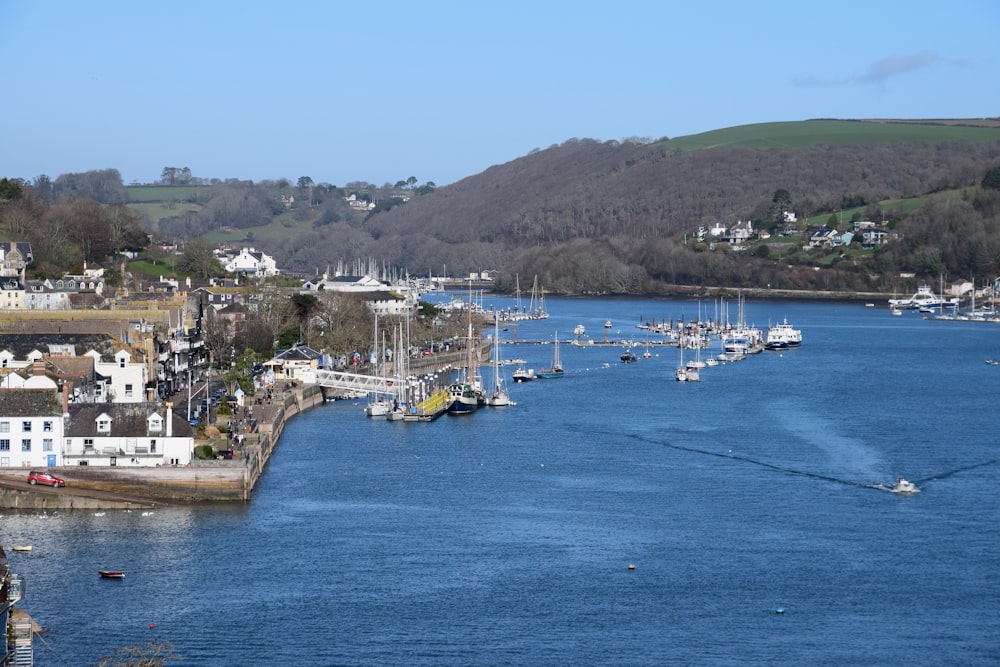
[5,297,1000,666]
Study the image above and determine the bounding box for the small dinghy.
[98,570,125,579]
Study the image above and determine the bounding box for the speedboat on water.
[892,477,918,494]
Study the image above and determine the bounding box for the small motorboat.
[11,545,32,553]
[986,359,1000,365]
[98,570,125,579]
[892,477,918,494]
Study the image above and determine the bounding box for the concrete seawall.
[0,384,326,509]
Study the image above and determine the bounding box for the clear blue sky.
[3,1,998,187]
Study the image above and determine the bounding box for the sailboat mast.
[467,280,475,383]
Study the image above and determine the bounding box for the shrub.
[194,445,215,460]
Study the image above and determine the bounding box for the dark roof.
[66,403,194,438]
[0,388,63,417]
[0,242,33,261]
[217,302,249,314]
[0,333,120,360]
[367,290,403,301]
[273,345,321,361]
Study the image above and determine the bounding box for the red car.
[27,470,65,487]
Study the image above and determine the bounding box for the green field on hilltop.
[202,212,320,244]
[662,120,1000,150]
[127,185,201,202]
[129,202,202,232]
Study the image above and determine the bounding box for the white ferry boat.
[888,284,959,310]
[765,318,802,350]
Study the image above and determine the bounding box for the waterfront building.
[0,376,66,468]
[64,402,194,467]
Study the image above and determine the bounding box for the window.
[21,439,31,452]
[0,439,9,451]
[97,419,110,432]
[22,421,31,432]
[83,438,94,447]
[43,420,53,432]
[119,357,126,368]
[125,384,133,398]
[43,438,53,452]
[0,421,8,433]
[150,439,157,453]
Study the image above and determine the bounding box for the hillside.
[261,120,1000,293]
[117,119,1000,294]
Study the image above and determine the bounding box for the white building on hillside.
[223,247,279,279]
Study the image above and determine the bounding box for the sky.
[2,1,998,187]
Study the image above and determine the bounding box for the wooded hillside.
[272,121,1000,293]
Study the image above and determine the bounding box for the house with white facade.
[861,230,889,247]
[86,349,149,403]
[726,220,755,244]
[708,222,729,238]
[264,344,323,382]
[0,378,66,468]
[0,278,24,310]
[64,402,194,467]
[366,290,418,317]
[302,273,390,292]
[22,277,106,310]
[223,247,279,279]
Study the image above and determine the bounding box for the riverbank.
[0,345,487,509]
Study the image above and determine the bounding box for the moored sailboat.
[486,318,514,406]
[447,283,482,414]
[535,331,565,378]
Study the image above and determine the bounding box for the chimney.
[61,381,70,417]
[165,402,173,437]
[33,359,45,376]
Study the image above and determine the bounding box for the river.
[5,296,1000,666]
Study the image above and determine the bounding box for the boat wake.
[621,431,998,494]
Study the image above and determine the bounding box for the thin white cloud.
[793,50,948,90]
[854,49,942,87]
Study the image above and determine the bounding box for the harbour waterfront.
[4,296,1000,666]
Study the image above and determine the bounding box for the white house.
[366,290,418,317]
[64,403,194,467]
[223,247,279,279]
[0,379,66,468]
[708,223,729,237]
[727,220,755,244]
[86,349,149,403]
[264,344,323,382]
[302,273,389,293]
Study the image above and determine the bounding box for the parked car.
[27,470,65,487]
